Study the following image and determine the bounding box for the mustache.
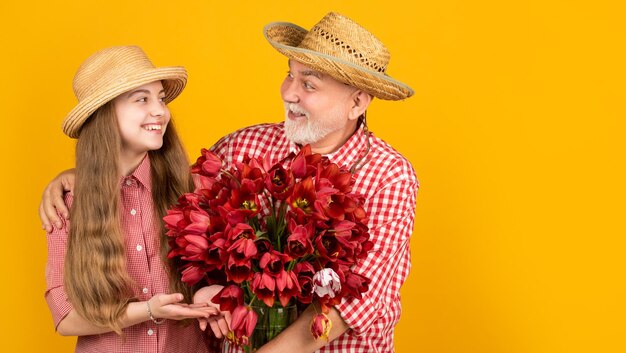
[285,103,310,118]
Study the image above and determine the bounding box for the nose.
[281,77,299,103]
[150,99,166,117]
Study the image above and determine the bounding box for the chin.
[146,141,164,151]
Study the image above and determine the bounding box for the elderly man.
[40,12,418,353]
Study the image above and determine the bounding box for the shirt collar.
[325,124,369,167]
[121,154,152,192]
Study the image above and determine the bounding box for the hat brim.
[63,66,187,138]
[264,22,414,101]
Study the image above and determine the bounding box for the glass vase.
[248,302,297,351]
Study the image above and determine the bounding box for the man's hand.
[40,169,75,232]
[193,285,232,339]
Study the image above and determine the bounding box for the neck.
[309,119,359,155]
[119,151,147,176]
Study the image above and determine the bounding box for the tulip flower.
[251,272,276,307]
[310,313,332,341]
[230,305,258,345]
[211,284,244,312]
[191,148,222,177]
[266,164,295,200]
[285,220,314,259]
[315,231,342,263]
[180,264,206,285]
[225,255,254,284]
[342,272,371,300]
[259,250,289,277]
[276,270,301,307]
[288,176,317,215]
[312,268,342,299]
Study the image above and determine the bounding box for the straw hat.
[264,12,414,100]
[63,46,187,138]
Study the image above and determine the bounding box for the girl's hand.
[148,293,218,321]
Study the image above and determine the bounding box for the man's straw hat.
[63,46,187,138]
[264,12,413,100]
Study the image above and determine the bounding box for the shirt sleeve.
[208,133,233,163]
[44,194,74,330]
[334,160,418,335]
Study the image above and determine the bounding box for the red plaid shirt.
[211,122,418,353]
[45,156,212,353]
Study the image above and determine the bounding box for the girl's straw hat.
[63,46,187,138]
[264,12,413,100]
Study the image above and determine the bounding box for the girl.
[45,46,217,352]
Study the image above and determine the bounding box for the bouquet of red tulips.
[164,146,372,349]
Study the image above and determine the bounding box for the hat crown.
[72,46,156,101]
[298,12,391,74]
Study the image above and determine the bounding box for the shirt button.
[136,244,143,251]
[147,329,154,336]
[130,209,137,216]
[125,179,132,186]
[142,287,149,294]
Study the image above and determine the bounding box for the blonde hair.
[65,102,194,334]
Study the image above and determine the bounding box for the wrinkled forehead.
[288,59,325,79]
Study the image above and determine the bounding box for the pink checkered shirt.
[210,122,418,353]
[45,156,213,353]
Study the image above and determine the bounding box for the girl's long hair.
[64,102,195,334]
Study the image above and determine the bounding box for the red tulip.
[253,238,273,259]
[180,264,206,286]
[211,284,244,312]
[191,148,222,177]
[227,236,258,262]
[266,164,295,200]
[230,305,258,346]
[310,313,331,341]
[204,232,227,267]
[163,209,185,235]
[179,234,209,261]
[225,255,254,284]
[276,270,301,307]
[317,163,354,193]
[285,220,314,259]
[251,272,276,307]
[228,179,261,218]
[341,272,371,300]
[288,176,317,215]
[314,231,341,263]
[183,209,212,234]
[293,262,315,303]
[259,250,289,277]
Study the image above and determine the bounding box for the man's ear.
[348,90,373,121]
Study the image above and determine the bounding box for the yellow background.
[1,1,624,352]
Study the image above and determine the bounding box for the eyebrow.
[288,59,324,80]
[127,88,166,98]
[300,70,323,80]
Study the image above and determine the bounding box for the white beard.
[283,103,346,145]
